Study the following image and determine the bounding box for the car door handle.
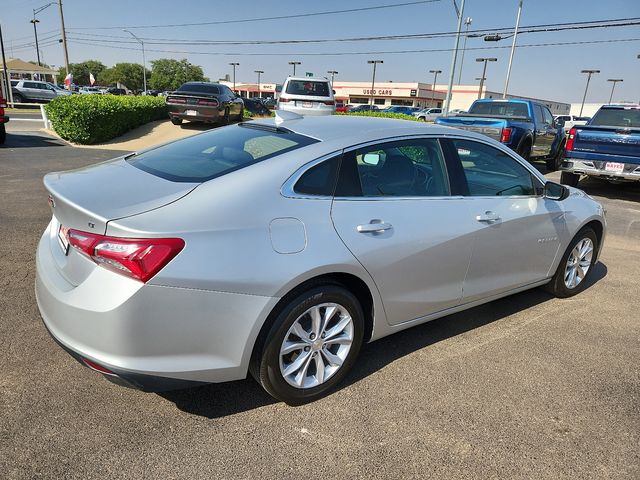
[357,221,393,233]
[475,211,501,223]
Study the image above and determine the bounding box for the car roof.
[248,115,458,143]
[285,76,329,82]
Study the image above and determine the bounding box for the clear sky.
[3,0,639,103]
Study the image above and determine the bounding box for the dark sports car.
[166,82,244,126]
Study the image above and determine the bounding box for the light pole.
[579,69,600,117]
[229,62,239,92]
[429,69,442,106]
[367,60,383,106]
[327,70,338,85]
[30,19,41,66]
[476,58,497,99]
[123,29,146,92]
[443,0,466,116]
[288,61,301,76]
[607,79,623,104]
[254,70,264,98]
[457,17,472,85]
[503,0,523,98]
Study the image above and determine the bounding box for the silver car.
[36,113,606,403]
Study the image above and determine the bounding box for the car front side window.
[450,139,537,197]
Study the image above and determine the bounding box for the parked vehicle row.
[436,99,566,171]
[36,113,605,404]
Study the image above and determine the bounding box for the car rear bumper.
[277,103,335,116]
[168,105,224,122]
[35,221,279,391]
[561,158,640,182]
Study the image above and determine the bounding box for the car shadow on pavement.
[160,262,607,417]
[575,178,640,202]
[1,133,67,149]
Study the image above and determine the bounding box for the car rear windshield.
[285,80,330,97]
[589,108,640,128]
[128,125,318,182]
[178,83,220,95]
[468,102,530,118]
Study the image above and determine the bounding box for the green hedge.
[45,95,167,144]
[336,111,420,121]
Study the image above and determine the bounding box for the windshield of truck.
[468,102,530,118]
[590,108,640,128]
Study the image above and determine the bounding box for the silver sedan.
[35,113,606,403]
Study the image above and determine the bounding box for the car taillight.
[500,127,512,143]
[197,98,219,107]
[66,229,184,283]
[278,98,290,103]
[323,101,335,106]
[166,96,186,104]
[566,127,577,151]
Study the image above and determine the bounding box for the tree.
[57,60,107,86]
[149,59,208,91]
[98,63,150,91]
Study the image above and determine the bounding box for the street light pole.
[429,69,442,106]
[288,61,301,76]
[579,69,600,117]
[457,17,472,85]
[443,0,466,116]
[254,70,264,98]
[476,58,497,99]
[123,30,146,92]
[503,0,523,98]
[229,62,239,92]
[367,60,383,106]
[607,79,623,104]
[327,70,338,85]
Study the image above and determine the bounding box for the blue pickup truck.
[560,104,640,186]
[436,99,566,170]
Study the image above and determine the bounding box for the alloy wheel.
[564,237,593,289]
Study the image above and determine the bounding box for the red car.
[0,95,8,144]
[335,101,348,113]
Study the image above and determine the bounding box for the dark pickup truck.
[436,99,566,170]
[560,104,640,186]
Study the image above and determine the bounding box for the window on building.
[391,99,414,106]
[374,98,386,105]
[350,97,369,104]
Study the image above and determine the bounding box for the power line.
[68,0,442,30]
[67,37,640,57]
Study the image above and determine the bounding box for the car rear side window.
[285,80,330,97]
[128,125,318,183]
[178,84,220,95]
[293,156,341,196]
[590,108,640,128]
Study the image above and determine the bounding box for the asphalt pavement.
[0,130,638,480]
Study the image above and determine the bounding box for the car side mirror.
[555,118,565,128]
[363,153,382,166]
[544,181,570,201]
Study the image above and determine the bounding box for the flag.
[89,73,95,86]
[64,73,73,86]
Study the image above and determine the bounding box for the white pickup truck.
[554,114,589,133]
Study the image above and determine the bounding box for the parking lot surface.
[1,131,638,479]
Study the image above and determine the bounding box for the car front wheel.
[544,227,598,298]
[0,124,5,144]
[251,285,364,404]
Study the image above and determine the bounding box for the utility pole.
[476,57,497,99]
[30,18,41,66]
[429,69,442,106]
[254,70,264,98]
[579,69,600,117]
[229,62,239,92]
[123,30,146,92]
[607,79,623,104]
[288,61,301,76]
[457,17,472,85]
[58,0,70,83]
[503,0,523,98]
[327,70,338,85]
[367,60,383,106]
[0,23,11,102]
[443,0,465,116]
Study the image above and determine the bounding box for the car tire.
[545,141,565,172]
[13,93,24,103]
[222,107,230,125]
[250,285,364,404]
[170,117,182,126]
[544,227,598,298]
[0,124,5,144]
[238,107,244,121]
[560,171,580,187]
[517,140,532,161]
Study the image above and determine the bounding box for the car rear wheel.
[544,227,598,298]
[250,285,364,404]
[546,141,565,172]
[238,107,244,121]
[170,117,182,126]
[13,93,24,103]
[222,107,230,124]
[517,140,532,161]
[0,124,5,144]
[560,171,580,187]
